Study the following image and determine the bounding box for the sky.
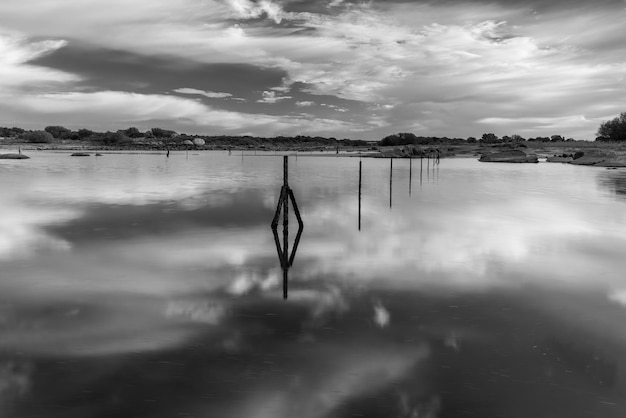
[0,0,625,140]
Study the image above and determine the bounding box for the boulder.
[479,150,538,163]
[192,138,205,146]
[568,150,623,166]
[0,153,29,159]
[71,152,91,157]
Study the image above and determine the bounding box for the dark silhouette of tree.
[44,125,71,139]
[124,127,143,138]
[151,127,177,138]
[77,128,94,139]
[480,133,500,143]
[23,130,53,143]
[597,112,626,142]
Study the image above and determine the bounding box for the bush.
[23,130,53,143]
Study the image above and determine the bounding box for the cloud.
[257,90,291,103]
[225,0,285,23]
[296,101,314,107]
[1,0,626,138]
[0,34,76,91]
[173,88,232,98]
[4,90,365,134]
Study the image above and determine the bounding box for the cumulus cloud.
[296,101,314,107]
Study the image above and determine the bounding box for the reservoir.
[1,151,625,417]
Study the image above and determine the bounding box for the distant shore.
[3,139,626,164]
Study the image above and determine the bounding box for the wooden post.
[358,160,362,231]
[282,156,289,299]
[409,158,412,196]
[390,158,393,208]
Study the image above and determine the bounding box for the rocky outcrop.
[479,150,538,163]
[568,150,626,167]
[0,153,29,159]
[70,152,91,156]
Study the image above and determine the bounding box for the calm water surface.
[2,151,626,417]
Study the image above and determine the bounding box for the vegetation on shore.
[1,113,625,154]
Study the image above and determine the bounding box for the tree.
[597,112,626,142]
[151,127,177,138]
[23,130,53,143]
[124,127,143,138]
[44,125,71,139]
[466,136,477,143]
[77,128,94,139]
[511,134,525,142]
[550,135,565,142]
[480,133,500,143]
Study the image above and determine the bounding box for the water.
[1,151,626,417]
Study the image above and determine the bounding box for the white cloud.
[0,34,76,91]
[296,101,314,107]
[257,90,291,104]
[225,0,284,23]
[173,88,232,98]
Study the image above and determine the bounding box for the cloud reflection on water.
[3,155,626,416]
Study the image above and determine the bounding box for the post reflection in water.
[3,154,626,418]
[271,155,304,299]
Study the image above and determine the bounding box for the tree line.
[0,125,368,147]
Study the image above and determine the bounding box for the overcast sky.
[1,0,625,140]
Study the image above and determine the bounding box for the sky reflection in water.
[1,152,626,417]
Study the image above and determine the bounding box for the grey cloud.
[27,43,287,101]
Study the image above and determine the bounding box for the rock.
[479,150,538,163]
[182,140,194,146]
[546,154,574,163]
[569,150,620,166]
[70,152,91,157]
[0,153,29,159]
[192,138,205,146]
[95,153,103,156]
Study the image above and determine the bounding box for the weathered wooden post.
[390,158,393,208]
[282,156,289,299]
[358,160,362,231]
[271,156,304,299]
[409,158,412,196]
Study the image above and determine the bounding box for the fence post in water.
[282,156,289,299]
[358,160,362,231]
[409,158,412,196]
[390,158,393,208]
